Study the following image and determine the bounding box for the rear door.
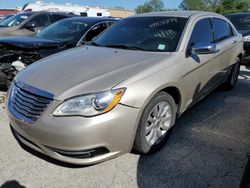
[211,18,239,80]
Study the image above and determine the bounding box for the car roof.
[58,17,117,24]
[130,11,221,18]
[16,11,75,17]
[15,11,35,16]
[225,12,250,17]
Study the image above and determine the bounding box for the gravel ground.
[0,66,249,188]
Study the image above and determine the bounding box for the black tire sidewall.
[224,58,240,90]
[134,92,176,154]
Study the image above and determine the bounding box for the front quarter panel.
[115,53,186,111]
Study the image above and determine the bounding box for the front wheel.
[133,92,176,154]
[223,57,241,90]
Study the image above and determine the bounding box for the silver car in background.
[7,11,243,165]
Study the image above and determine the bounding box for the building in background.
[22,1,134,18]
[0,9,18,19]
[109,8,135,18]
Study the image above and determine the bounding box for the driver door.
[182,18,221,106]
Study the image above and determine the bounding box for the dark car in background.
[0,11,75,37]
[0,17,117,89]
[226,12,250,63]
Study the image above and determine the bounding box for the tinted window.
[106,21,116,27]
[212,18,232,42]
[85,23,108,42]
[1,14,14,22]
[0,12,33,27]
[29,14,50,27]
[51,14,68,23]
[189,18,214,47]
[94,17,188,52]
[227,14,250,31]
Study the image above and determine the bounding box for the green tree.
[135,0,164,14]
[148,0,164,11]
[179,0,249,13]
[235,0,248,11]
[179,0,206,10]
[135,4,153,13]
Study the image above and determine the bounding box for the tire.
[133,92,176,154]
[223,57,241,90]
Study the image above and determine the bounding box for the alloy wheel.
[145,102,172,146]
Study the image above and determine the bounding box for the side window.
[85,23,108,42]
[107,21,116,26]
[188,18,214,48]
[51,14,67,23]
[29,14,50,27]
[211,18,233,42]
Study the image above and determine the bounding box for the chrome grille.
[9,81,54,123]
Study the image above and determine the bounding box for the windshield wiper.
[104,44,145,51]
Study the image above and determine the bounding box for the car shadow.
[0,180,25,188]
[136,74,250,187]
[240,155,250,188]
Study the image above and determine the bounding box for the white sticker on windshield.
[158,44,165,50]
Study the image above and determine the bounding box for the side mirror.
[24,22,35,31]
[191,43,218,55]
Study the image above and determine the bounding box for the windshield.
[0,13,32,27]
[36,20,91,43]
[94,17,187,52]
[1,15,14,22]
[227,15,250,31]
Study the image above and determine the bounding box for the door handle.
[232,40,237,44]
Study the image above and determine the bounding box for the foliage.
[135,0,164,14]
[179,0,249,14]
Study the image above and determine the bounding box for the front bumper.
[7,102,140,165]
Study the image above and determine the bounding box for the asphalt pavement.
[0,66,249,188]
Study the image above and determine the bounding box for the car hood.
[0,26,19,37]
[17,45,172,100]
[0,36,63,49]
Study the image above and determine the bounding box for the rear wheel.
[133,92,176,154]
[223,57,240,90]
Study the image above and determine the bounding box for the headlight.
[243,35,250,42]
[52,88,126,117]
